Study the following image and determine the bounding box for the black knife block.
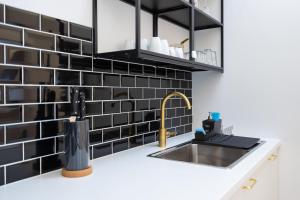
[62,119,92,177]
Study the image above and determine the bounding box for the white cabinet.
[229,150,279,200]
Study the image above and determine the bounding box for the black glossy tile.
[41,15,68,35]
[188,116,193,124]
[136,76,148,87]
[24,30,54,50]
[89,130,102,145]
[150,121,160,131]
[56,36,81,54]
[185,124,192,132]
[171,99,181,107]
[113,113,128,126]
[156,67,166,77]
[136,100,149,111]
[86,102,102,115]
[0,86,3,104]
[156,89,166,98]
[24,67,54,84]
[93,87,111,100]
[144,111,155,121]
[103,74,120,87]
[165,118,172,128]
[0,127,3,145]
[144,132,156,144]
[56,103,71,118]
[189,81,192,89]
[185,72,192,80]
[0,167,3,186]
[93,59,111,72]
[42,86,68,102]
[0,143,22,165]
[185,90,192,98]
[0,45,3,63]
[6,159,40,184]
[56,136,64,153]
[41,51,68,69]
[121,100,135,112]
[82,72,102,86]
[129,88,142,99]
[24,138,55,159]
[129,112,143,123]
[42,153,64,173]
[70,23,92,41]
[176,108,185,117]
[6,46,40,66]
[113,139,128,153]
[70,55,92,71]
[185,107,192,115]
[6,86,39,103]
[0,4,3,22]
[113,61,128,74]
[0,24,22,45]
[103,127,120,142]
[181,80,188,88]
[181,116,189,125]
[6,122,40,144]
[150,99,160,110]
[167,69,176,78]
[121,75,135,87]
[6,6,39,29]
[136,122,149,135]
[129,64,143,75]
[149,78,160,88]
[176,70,185,79]
[80,87,92,101]
[143,66,155,76]
[176,126,185,135]
[24,104,54,122]
[103,101,120,114]
[161,79,171,88]
[113,88,128,100]
[41,120,64,138]
[0,106,22,124]
[166,108,176,118]
[156,110,161,120]
[143,88,155,99]
[93,143,112,159]
[172,117,181,127]
[129,135,143,148]
[0,65,22,84]
[93,115,111,129]
[172,80,180,88]
[82,42,93,56]
[121,125,136,138]
[56,70,80,85]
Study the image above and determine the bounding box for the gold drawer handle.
[242,178,257,190]
[268,154,278,161]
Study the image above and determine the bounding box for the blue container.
[211,112,221,121]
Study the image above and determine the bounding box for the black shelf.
[93,0,224,72]
[95,50,223,72]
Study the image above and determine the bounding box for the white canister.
[160,39,170,55]
[169,47,176,57]
[149,37,162,53]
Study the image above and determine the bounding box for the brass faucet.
[159,92,192,148]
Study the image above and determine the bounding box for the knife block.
[62,119,92,178]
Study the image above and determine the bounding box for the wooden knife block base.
[62,166,92,178]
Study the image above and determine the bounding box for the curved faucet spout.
[159,92,192,148]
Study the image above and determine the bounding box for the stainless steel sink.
[149,141,263,168]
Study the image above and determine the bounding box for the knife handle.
[79,92,86,120]
[71,87,80,117]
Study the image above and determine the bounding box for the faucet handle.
[167,131,177,138]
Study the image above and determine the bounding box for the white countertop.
[0,133,280,200]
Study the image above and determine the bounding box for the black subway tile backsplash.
[6,159,40,184]
[6,86,39,103]
[0,4,3,22]
[24,30,55,50]
[5,6,39,29]
[6,122,40,144]
[0,24,22,45]
[24,67,54,85]
[0,105,22,124]
[70,23,92,41]
[6,46,40,66]
[41,51,69,69]
[0,144,23,165]
[56,36,81,54]
[0,65,22,84]
[41,15,68,36]
[0,5,193,186]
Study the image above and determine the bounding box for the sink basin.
[149,141,263,168]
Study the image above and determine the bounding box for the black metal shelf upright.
[93,0,224,72]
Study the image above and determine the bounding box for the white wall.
[1,0,92,27]
[193,0,300,199]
